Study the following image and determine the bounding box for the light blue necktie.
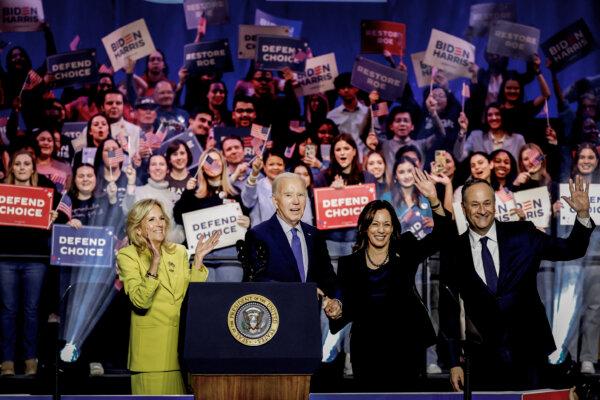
[291,228,305,282]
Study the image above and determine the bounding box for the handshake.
[317,288,342,319]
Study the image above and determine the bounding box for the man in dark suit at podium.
[442,177,594,391]
[244,173,342,318]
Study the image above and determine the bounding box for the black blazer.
[440,219,595,367]
[329,212,452,357]
[244,214,338,298]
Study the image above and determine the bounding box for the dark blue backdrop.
[3,0,599,112]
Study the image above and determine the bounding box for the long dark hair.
[572,142,600,183]
[86,114,112,148]
[325,133,363,185]
[490,149,518,191]
[353,200,402,252]
[390,156,420,209]
[498,71,525,105]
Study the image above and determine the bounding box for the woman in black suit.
[329,169,449,391]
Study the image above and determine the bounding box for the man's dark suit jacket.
[441,219,594,386]
[244,214,338,298]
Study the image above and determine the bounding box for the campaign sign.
[361,20,406,56]
[51,225,114,268]
[0,184,53,229]
[487,20,540,60]
[61,121,87,141]
[494,190,519,222]
[101,19,156,71]
[156,131,202,170]
[400,205,432,240]
[237,25,291,59]
[542,19,597,72]
[0,0,44,32]
[183,39,233,75]
[314,184,376,230]
[423,29,475,79]
[513,187,551,228]
[183,0,229,29]
[559,183,600,225]
[294,53,338,96]
[468,2,516,37]
[182,202,245,253]
[255,8,302,38]
[351,57,407,101]
[410,51,433,88]
[255,36,309,72]
[46,49,98,88]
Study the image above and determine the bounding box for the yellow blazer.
[116,243,208,372]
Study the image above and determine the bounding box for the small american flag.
[203,153,221,174]
[251,124,270,142]
[371,102,389,117]
[107,149,125,167]
[284,143,297,158]
[461,82,471,99]
[497,187,514,203]
[98,64,114,75]
[22,70,43,91]
[531,152,545,167]
[57,194,72,220]
[69,35,80,51]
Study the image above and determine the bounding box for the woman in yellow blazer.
[117,198,220,394]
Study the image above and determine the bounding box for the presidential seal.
[227,294,279,346]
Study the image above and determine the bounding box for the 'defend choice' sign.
[46,49,98,88]
[314,184,376,230]
[0,184,54,229]
[51,224,115,268]
[255,36,309,72]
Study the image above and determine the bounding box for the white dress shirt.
[468,223,500,285]
[276,215,309,281]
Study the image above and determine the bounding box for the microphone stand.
[440,284,482,400]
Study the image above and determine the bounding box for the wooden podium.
[182,283,322,400]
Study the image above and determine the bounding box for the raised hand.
[412,169,437,201]
[194,231,222,269]
[562,175,590,218]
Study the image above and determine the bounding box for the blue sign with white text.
[46,49,98,88]
[183,39,233,74]
[255,8,302,38]
[351,57,407,101]
[51,225,115,268]
[255,36,309,72]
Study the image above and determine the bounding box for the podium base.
[191,374,311,400]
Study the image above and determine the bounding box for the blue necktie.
[480,237,498,294]
[291,228,305,282]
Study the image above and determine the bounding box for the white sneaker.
[89,362,104,376]
[581,361,595,374]
[427,363,442,374]
[343,353,353,378]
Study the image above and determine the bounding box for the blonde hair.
[6,149,39,186]
[126,199,176,254]
[196,149,238,198]
[518,143,551,186]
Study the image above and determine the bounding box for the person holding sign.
[558,143,600,374]
[328,170,450,391]
[117,199,218,394]
[173,149,250,282]
[440,177,594,391]
[0,149,67,377]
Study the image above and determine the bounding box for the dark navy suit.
[441,219,594,390]
[244,214,338,298]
